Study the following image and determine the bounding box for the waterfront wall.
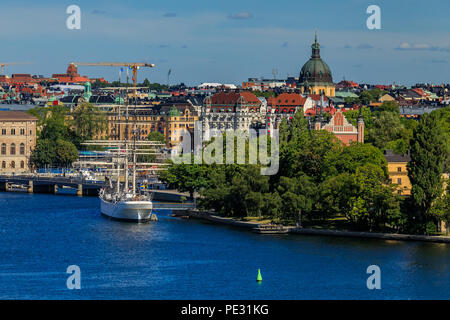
[175,210,450,244]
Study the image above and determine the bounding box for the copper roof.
[0,111,38,121]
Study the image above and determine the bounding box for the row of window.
[1,143,26,155]
[1,128,30,135]
[1,160,25,169]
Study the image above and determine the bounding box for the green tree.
[369,111,403,149]
[39,105,70,142]
[31,139,56,167]
[199,165,270,218]
[142,78,151,87]
[159,162,208,198]
[55,139,79,167]
[276,174,317,224]
[407,112,447,232]
[148,131,165,143]
[71,102,107,145]
[344,106,373,128]
[375,101,399,114]
[319,164,402,231]
[324,143,388,178]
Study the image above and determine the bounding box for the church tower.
[357,107,364,143]
[298,31,335,96]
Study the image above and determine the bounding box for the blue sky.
[1,0,449,86]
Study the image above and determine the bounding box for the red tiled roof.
[308,94,329,101]
[239,91,261,104]
[211,91,261,105]
[267,93,306,106]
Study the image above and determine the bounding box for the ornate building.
[313,96,364,146]
[0,111,37,173]
[200,91,266,140]
[298,32,335,97]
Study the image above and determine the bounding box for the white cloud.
[228,12,253,20]
[395,42,450,51]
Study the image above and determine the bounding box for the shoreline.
[173,210,450,244]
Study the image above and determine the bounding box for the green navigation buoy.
[257,269,263,282]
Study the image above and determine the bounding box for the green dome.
[299,32,333,85]
[167,105,181,117]
[114,96,124,104]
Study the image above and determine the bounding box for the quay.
[174,210,450,243]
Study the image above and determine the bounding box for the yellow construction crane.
[0,62,31,75]
[73,62,155,99]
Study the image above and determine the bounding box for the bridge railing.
[152,202,196,210]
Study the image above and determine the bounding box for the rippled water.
[0,192,448,299]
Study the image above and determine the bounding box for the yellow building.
[0,111,37,173]
[98,103,198,149]
[384,150,412,195]
[298,32,335,97]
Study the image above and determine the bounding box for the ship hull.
[100,197,153,222]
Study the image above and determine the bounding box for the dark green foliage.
[159,162,208,198]
[407,112,447,232]
[28,103,105,168]
[31,139,56,167]
[55,139,79,166]
[71,102,107,144]
[158,105,448,235]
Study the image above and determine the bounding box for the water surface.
[0,192,448,299]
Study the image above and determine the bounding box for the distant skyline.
[1,0,449,86]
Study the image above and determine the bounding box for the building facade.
[0,111,37,173]
[98,103,199,149]
[200,91,266,140]
[314,107,364,146]
[383,150,412,196]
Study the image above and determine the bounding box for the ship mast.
[116,82,122,195]
[132,88,137,197]
[124,69,129,193]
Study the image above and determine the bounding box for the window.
[397,167,402,172]
[11,129,15,135]
[20,128,25,135]
[1,161,5,168]
[10,161,15,169]
[1,129,5,135]
[20,143,25,155]
[1,143,5,155]
[20,161,24,169]
[397,178,402,185]
[10,143,15,155]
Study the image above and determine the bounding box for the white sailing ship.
[99,187,153,222]
[82,89,163,222]
[97,94,159,222]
